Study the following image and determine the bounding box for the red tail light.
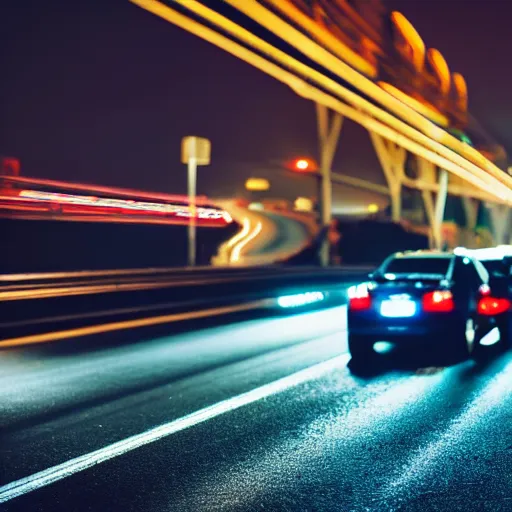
[348,285,372,311]
[477,297,511,316]
[422,290,455,313]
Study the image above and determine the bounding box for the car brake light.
[422,290,455,313]
[348,284,372,311]
[477,297,511,315]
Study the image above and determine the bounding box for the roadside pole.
[181,136,211,266]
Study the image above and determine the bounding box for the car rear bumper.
[348,314,464,342]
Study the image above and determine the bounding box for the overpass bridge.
[131,0,512,262]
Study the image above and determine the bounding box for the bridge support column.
[489,204,510,245]
[462,197,478,233]
[434,169,449,249]
[417,158,448,250]
[417,158,437,248]
[462,197,479,248]
[316,103,343,266]
[370,133,405,222]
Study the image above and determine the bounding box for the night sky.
[2,0,511,210]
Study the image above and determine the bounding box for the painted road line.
[0,300,273,349]
[0,353,350,503]
[0,275,269,301]
[0,267,186,283]
[0,270,352,301]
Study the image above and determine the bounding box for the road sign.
[181,136,211,165]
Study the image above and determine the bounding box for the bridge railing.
[0,266,373,348]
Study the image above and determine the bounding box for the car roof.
[455,246,512,262]
[392,250,454,259]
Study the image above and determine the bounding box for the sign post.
[181,136,211,267]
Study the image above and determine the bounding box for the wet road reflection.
[2,311,512,511]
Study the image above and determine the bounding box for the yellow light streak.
[390,11,426,73]
[264,0,377,77]
[225,0,511,188]
[378,82,449,127]
[230,221,263,263]
[453,73,468,110]
[225,216,251,250]
[0,301,272,348]
[427,49,451,95]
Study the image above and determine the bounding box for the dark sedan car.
[347,250,495,367]
[458,246,512,357]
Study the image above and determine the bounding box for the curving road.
[2,306,512,511]
[257,211,312,257]
[212,201,315,265]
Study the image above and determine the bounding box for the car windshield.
[380,257,451,277]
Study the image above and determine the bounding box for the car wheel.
[443,318,474,363]
[348,335,375,368]
[473,325,508,362]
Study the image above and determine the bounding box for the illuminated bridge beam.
[370,132,406,222]
[316,103,343,265]
[488,204,510,245]
[130,0,511,249]
[130,0,512,204]
[224,0,511,192]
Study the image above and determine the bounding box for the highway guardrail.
[0,266,374,347]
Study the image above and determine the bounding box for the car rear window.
[383,257,451,275]
[481,260,509,278]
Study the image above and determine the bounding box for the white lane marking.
[176,371,447,509]
[0,353,350,503]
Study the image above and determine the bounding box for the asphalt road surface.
[2,306,512,511]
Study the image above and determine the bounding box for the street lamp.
[295,158,309,171]
[283,157,317,173]
[245,178,270,191]
[295,197,314,212]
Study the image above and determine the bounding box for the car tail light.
[348,284,372,311]
[422,290,455,313]
[477,297,511,316]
